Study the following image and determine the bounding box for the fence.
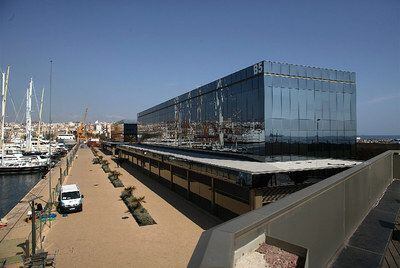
[27,142,80,257]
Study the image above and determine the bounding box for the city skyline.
[0,0,399,135]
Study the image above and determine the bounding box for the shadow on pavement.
[113,159,222,230]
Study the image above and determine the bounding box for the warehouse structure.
[115,61,358,219]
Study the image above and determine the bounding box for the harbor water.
[0,173,43,218]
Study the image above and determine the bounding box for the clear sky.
[0,0,399,135]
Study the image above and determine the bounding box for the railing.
[27,142,80,257]
[189,150,400,268]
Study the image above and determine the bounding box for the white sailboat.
[0,68,48,174]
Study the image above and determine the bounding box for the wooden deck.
[382,219,400,267]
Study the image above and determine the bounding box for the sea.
[358,135,400,140]
[0,173,43,218]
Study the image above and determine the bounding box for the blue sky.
[0,0,399,135]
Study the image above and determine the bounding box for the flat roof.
[119,145,360,175]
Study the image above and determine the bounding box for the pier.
[0,147,220,267]
[0,145,78,265]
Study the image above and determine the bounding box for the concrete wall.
[394,152,400,179]
[189,150,399,268]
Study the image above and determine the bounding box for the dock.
[0,146,77,265]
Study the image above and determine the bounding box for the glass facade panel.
[138,61,356,161]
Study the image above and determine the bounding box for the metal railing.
[27,142,80,259]
[189,150,400,268]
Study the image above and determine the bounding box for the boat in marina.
[0,154,48,174]
[0,68,49,174]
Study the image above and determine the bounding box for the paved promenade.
[44,148,220,267]
[0,151,73,266]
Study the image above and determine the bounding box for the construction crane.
[77,107,88,141]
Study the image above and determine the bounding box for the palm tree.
[120,186,136,199]
[110,170,121,178]
[132,196,145,209]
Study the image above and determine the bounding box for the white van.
[58,184,84,213]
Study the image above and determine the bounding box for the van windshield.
[62,191,80,200]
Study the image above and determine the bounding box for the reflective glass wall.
[264,61,356,160]
[138,61,356,161]
[138,63,265,157]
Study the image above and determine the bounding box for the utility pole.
[48,60,53,209]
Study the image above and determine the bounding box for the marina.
[0,1,398,267]
[0,173,43,218]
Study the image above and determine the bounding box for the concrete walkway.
[0,150,74,266]
[44,148,220,267]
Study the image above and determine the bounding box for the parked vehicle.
[58,184,84,213]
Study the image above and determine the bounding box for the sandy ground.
[43,148,220,267]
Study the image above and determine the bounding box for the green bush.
[92,158,100,164]
[111,179,124,188]
[102,164,111,173]
[108,173,124,188]
[132,206,155,226]
[120,186,135,199]
[120,187,155,226]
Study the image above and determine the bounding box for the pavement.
[0,151,73,267]
[43,148,220,267]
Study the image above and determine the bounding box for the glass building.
[138,61,356,161]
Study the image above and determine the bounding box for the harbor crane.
[77,108,88,141]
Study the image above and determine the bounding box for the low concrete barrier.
[189,150,400,268]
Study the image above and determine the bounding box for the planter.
[108,174,124,188]
[111,179,124,188]
[102,164,111,173]
[120,187,156,226]
[132,206,155,226]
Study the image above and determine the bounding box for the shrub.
[120,187,155,226]
[132,206,155,226]
[106,170,124,187]
[102,164,111,173]
[120,186,135,199]
[111,179,124,188]
[92,158,100,164]
[108,174,116,181]
[109,170,121,178]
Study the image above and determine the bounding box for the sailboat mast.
[37,87,44,138]
[1,66,10,164]
[26,78,33,152]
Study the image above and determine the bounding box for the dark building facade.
[138,61,356,161]
[111,121,138,143]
